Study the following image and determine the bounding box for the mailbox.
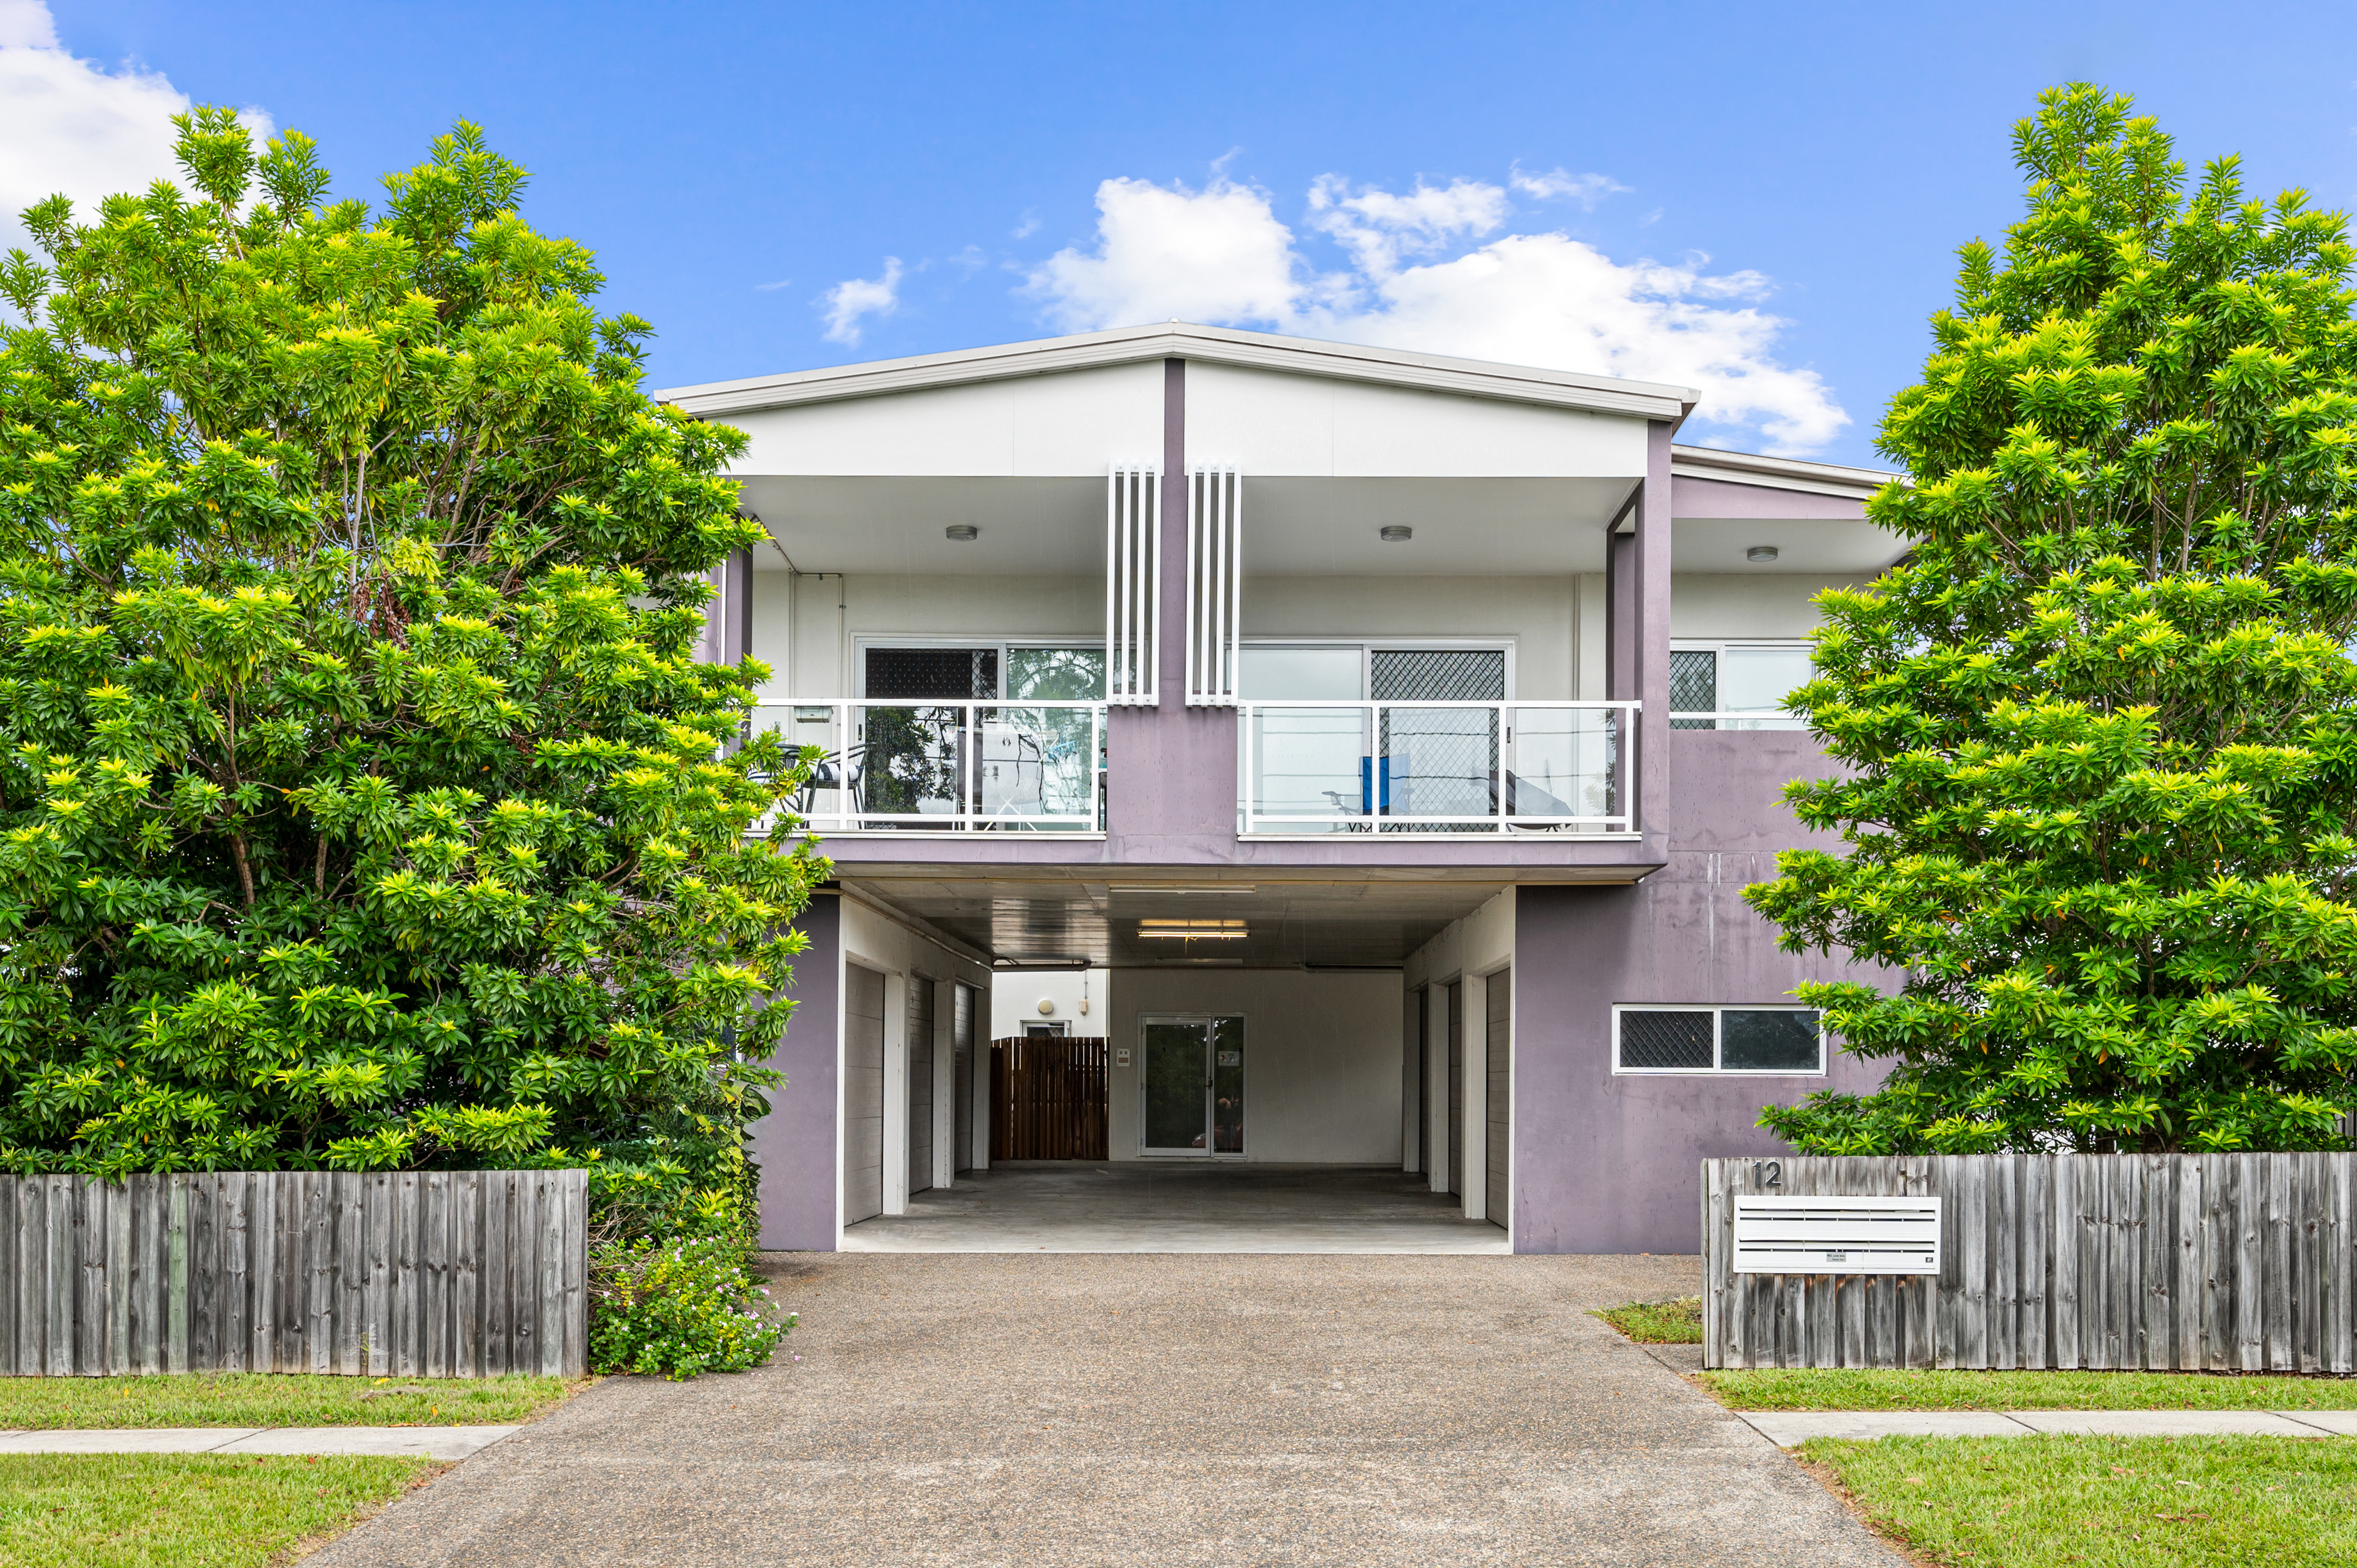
[1731,1195,1941,1275]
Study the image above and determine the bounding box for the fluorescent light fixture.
[1138,919,1248,939]
[1109,885,1252,895]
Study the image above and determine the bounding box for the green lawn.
[0,1372,575,1429]
[1803,1434,2357,1567]
[0,1453,430,1568]
[1592,1296,1703,1344]
[1704,1367,2357,1411]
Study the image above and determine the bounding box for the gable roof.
[657,321,1700,423]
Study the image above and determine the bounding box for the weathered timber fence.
[1,1170,587,1378]
[991,1037,1108,1160]
[1704,1155,2357,1373]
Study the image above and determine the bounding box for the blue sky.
[10,1,2357,465]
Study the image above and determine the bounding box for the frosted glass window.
[1719,645,1812,716]
[1241,646,1362,701]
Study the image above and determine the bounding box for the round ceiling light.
[1746,545,1779,563]
[946,524,979,542]
[1379,525,1414,543]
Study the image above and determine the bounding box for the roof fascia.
[1668,443,1904,501]
[659,322,1697,423]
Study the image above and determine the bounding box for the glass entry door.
[1140,1017,1245,1156]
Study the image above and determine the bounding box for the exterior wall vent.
[1731,1195,1941,1275]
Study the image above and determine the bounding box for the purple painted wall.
[751,892,841,1251]
[1512,732,1888,1254]
[1670,474,1869,521]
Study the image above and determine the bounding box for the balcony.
[1239,700,1637,837]
[748,697,1639,842]
[751,699,1106,834]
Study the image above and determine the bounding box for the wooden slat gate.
[1704,1154,2357,1373]
[0,1170,587,1377]
[990,1037,1108,1160]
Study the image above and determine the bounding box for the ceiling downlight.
[1138,919,1249,940]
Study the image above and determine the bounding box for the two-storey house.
[660,322,1899,1254]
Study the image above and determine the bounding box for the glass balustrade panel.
[1248,708,1367,831]
[977,706,1099,831]
[1381,707,1498,831]
[857,705,967,826]
[1505,708,1620,830]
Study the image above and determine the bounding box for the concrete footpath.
[306,1252,1907,1568]
[0,1425,516,1459]
[1740,1408,2357,1444]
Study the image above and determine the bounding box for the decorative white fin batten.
[1105,465,1159,706]
[1186,465,1241,706]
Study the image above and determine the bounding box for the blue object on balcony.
[1359,756,1391,814]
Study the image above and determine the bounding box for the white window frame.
[1238,637,1518,700]
[1610,1003,1825,1076]
[853,637,1109,699]
[1137,1012,1249,1160]
[1668,638,1810,728]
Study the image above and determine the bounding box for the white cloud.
[1306,175,1506,277]
[1022,178,1305,334]
[820,256,902,345]
[1020,168,1848,454]
[1510,165,1629,209]
[0,2,272,257]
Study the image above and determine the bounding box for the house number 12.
[1751,1160,1781,1188]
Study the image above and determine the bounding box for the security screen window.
[1613,1007,1822,1073]
[1720,1009,1822,1071]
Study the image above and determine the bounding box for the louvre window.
[1613,1006,1822,1073]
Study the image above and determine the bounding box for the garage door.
[953,982,976,1173]
[1486,969,1511,1233]
[908,976,935,1197]
[1411,986,1428,1177]
[1445,981,1463,1199]
[844,964,886,1224]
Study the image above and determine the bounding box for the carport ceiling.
[841,875,1511,968]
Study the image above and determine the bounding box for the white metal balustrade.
[748,700,1106,834]
[1239,700,1639,836]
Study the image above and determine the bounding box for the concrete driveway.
[313,1252,1899,1567]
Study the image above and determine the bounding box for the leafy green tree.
[0,110,823,1183]
[1749,84,2357,1155]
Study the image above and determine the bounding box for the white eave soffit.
[657,321,1699,424]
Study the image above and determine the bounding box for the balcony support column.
[1625,422,1674,846]
[1106,356,1239,855]
[701,545,752,666]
